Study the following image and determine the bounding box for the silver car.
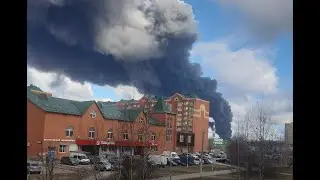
[27,161,42,174]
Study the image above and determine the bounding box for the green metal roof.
[118,99,139,103]
[27,84,43,92]
[27,85,167,125]
[148,116,165,126]
[97,101,123,119]
[69,100,95,114]
[27,90,82,116]
[153,97,175,114]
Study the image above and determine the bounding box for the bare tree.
[105,97,166,180]
[228,102,287,180]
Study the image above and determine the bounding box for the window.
[139,118,144,123]
[107,129,113,139]
[177,122,181,126]
[88,127,95,139]
[65,126,73,137]
[185,107,188,110]
[138,134,143,141]
[123,132,129,140]
[188,135,192,143]
[151,146,158,151]
[59,145,67,153]
[151,134,156,141]
[166,134,172,142]
[90,111,97,119]
[184,102,188,105]
[166,120,173,142]
[180,135,184,142]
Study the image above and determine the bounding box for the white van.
[70,152,90,165]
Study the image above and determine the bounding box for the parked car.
[172,158,186,166]
[203,157,214,164]
[162,151,180,160]
[94,161,113,171]
[167,158,179,166]
[88,155,109,164]
[61,157,79,166]
[149,155,167,168]
[27,161,41,174]
[193,156,201,165]
[106,154,121,165]
[70,153,90,165]
[179,155,195,166]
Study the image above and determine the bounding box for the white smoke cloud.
[94,0,197,61]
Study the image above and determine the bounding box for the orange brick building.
[27,85,176,158]
[27,85,209,158]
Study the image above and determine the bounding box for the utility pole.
[187,136,189,168]
[237,117,241,180]
[200,130,204,177]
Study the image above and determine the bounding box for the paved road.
[83,171,112,180]
[152,169,235,180]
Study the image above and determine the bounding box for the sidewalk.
[152,169,235,180]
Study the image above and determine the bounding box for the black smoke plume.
[27,0,233,139]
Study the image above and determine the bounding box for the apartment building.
[115,93,210,153]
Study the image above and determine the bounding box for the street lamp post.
[200,130,204,177]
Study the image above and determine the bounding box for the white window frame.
[188,135,192,143]
[180,135,184,142]
[151,134,156,141]
[59,145,67,153]
[139,117,144,123]
[65,126,73,137]
[138,134,143,141]
[107,129,113,139]
[88,127,95,139]
[123,132,129,140]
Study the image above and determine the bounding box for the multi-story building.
[285,122,293,146]
[27,85,176,158]
[114,93,210,153]
[165,93,210,153]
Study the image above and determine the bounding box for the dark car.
[94,161,114,171]
[61,157,79,166]
[167,158,178,166]
[88,155,109,164]
[27,161,42,174]
[179,155,195,166]
[106,155,122,165]
[173,158,186,166]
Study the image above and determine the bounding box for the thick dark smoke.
[27,0,233,139]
